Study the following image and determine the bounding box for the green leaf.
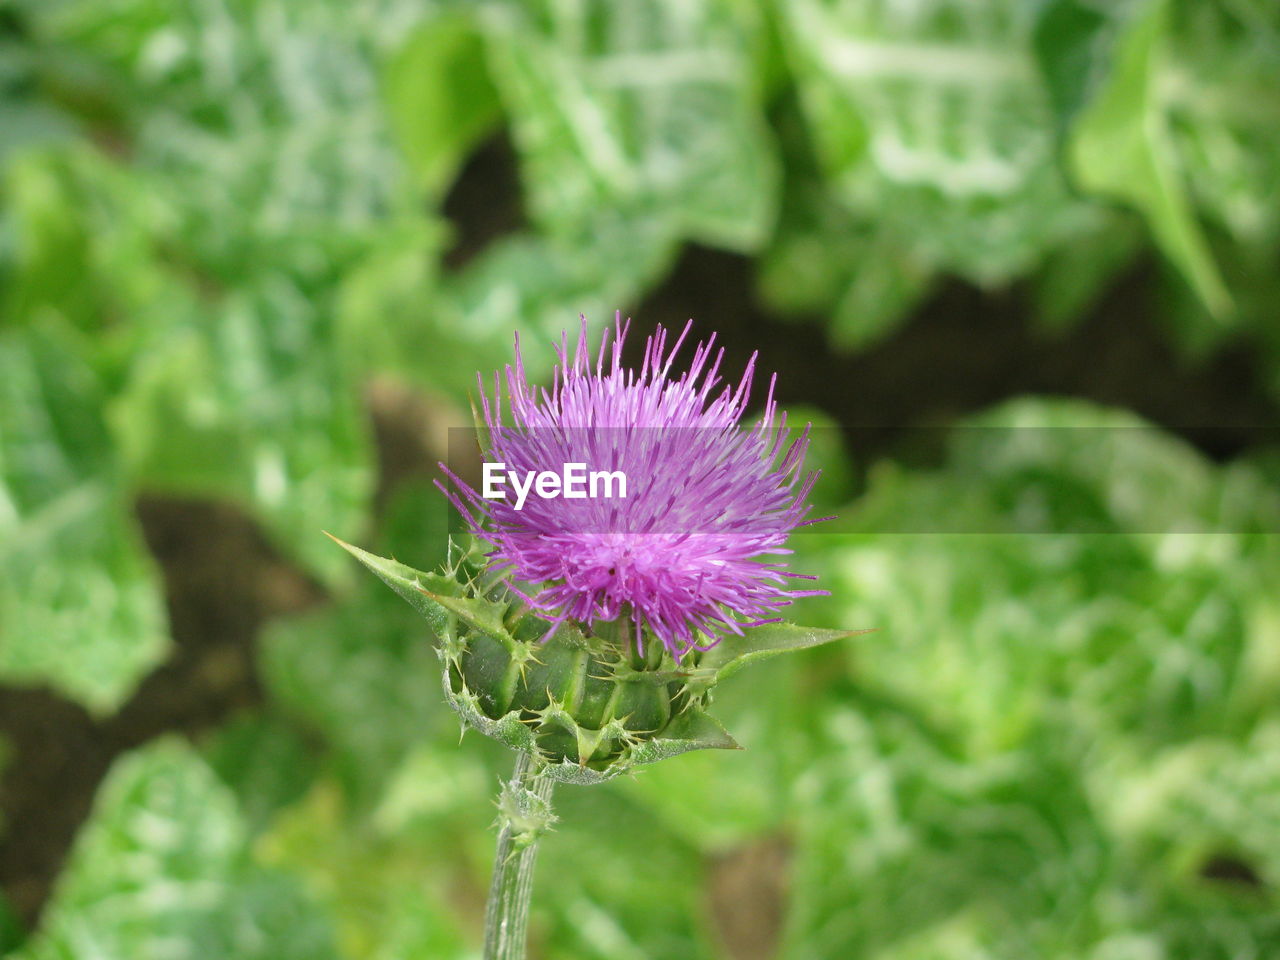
[700,621,867,682]
[1030,208,1143,333]
[2,146,172,346]
[779,0,1092,282]
[0,894,22,955]
[0,28,81,179]
[2,126,382,590]
[383,14,502,198]
[1164,2,1280,246]
[1032,0,1128,133]
[757,157,934,348]
[784,704,1111,959]
[258,776,478,960]
[1104,721,1280,889]
[260,573,448,807]
[114,279,375,585]
[0,324,167,714]
[334,217,456,392]
[39,0,421,283]
[436,213,676,354]
[810,397,1280,758]
[535,787,715,959]
[830,248,936,350]
[1067,0,1231,320]
[480,0,779,252]
[0,96,78,176]
[204,711,323,836]
[11,0,448,584]
[14,739,340,960]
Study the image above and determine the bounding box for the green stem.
[483,751,556,960]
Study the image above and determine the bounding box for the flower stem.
[483,751,556,960]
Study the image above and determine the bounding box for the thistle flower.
[334,317,857,775]
[440,315,826,658]
[332,324,859,960]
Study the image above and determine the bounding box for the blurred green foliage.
[2,0,1279,957]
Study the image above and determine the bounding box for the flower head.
[440,316,826,658]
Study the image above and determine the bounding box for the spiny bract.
[331,535,856,783]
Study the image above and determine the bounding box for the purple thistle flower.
[439,315,827,659]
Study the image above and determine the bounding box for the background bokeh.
[2,0,1280,957]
